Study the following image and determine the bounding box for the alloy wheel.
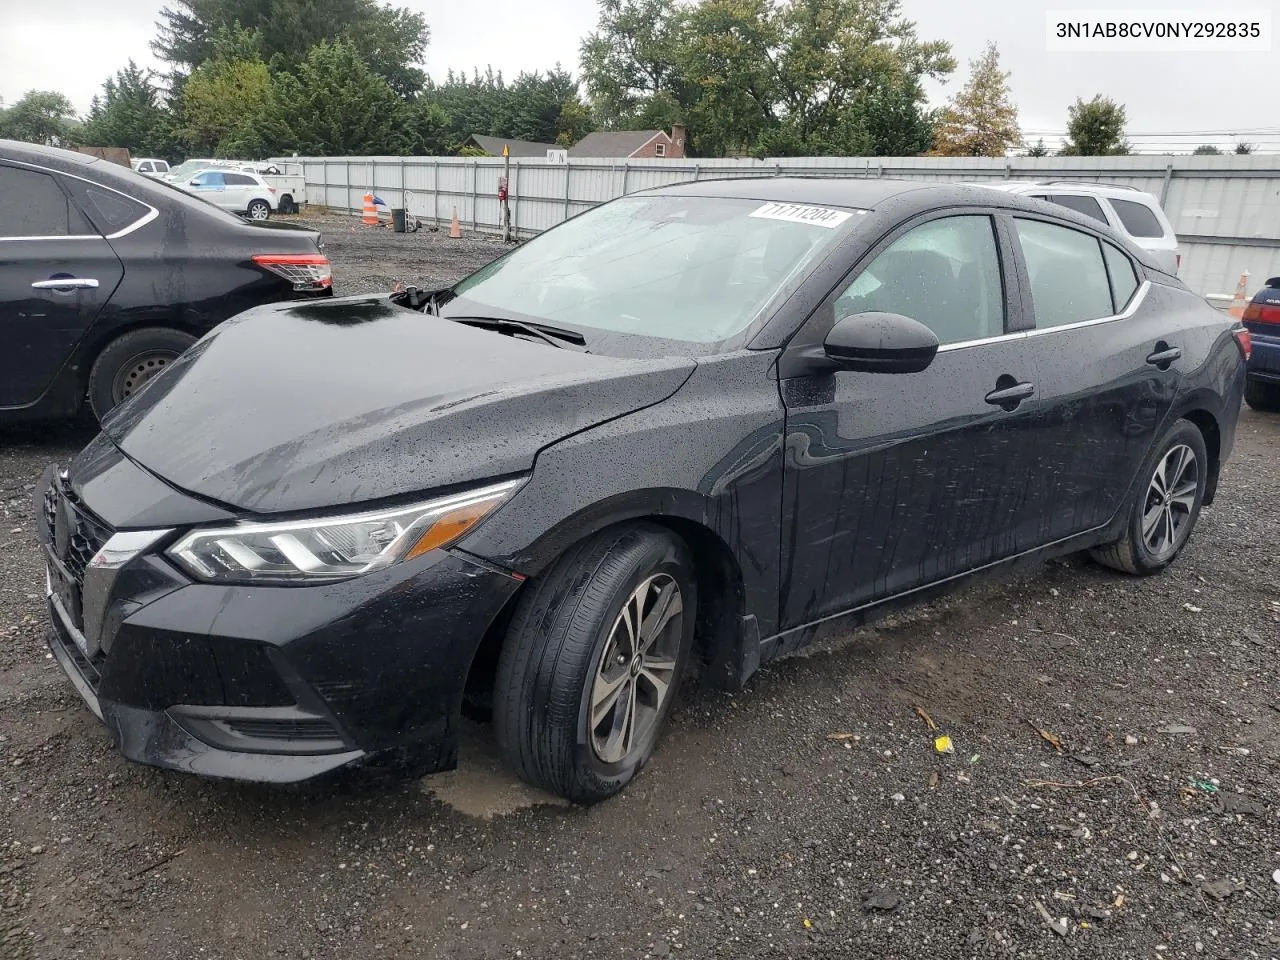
[1142,443,1198,562]
[111,352,176,403]
[248,202,270,220]
[588,574,684,765]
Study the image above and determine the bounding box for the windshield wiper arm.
[448,316,588,350]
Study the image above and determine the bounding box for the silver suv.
[972,181,1180,275]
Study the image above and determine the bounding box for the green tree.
[80,61,176,157]
[1024,138,1049,157]
[580,0,692,129]
[153,0,429,95]
[929,42,1020,156]
[180,56,271,155]
[1234,141,1254,155]
[251,39,405,154]
[401,98,450,155]
[1191,143,1221,155]
[0,90,78,145]
[1059,95,1128,156]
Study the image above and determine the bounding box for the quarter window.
[0,166,93,238]
[61,180,150,236]
[1110,198,1166,238]
[1102,242,1139,310]
[1016,219,1113,328]
[834,215,1005,345]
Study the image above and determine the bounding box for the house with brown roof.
[463,134,559,158]
[568,125,687,159]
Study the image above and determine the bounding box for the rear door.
[778,211,1050,627]
[1010,215,1181,541]
[222,172,258,212]
[0,163,125,407]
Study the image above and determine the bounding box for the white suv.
[179,168,279,220]
[973,181,1180,275]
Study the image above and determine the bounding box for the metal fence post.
[564,163,572,220]
[471,161,478,231]
[1160,161,1174,206]
[432,162,439,227]
[621,162,630,196]
[344,160,350,212]
[512,162,520,237]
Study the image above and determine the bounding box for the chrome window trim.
[936,280,1151,353]
[0,158,159,242]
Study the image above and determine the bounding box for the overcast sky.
[0,0,1274,152]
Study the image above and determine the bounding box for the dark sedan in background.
[0,140,331,423]
[1242,276,1280,410]
[36,178,1246,804]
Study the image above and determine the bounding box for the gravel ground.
[2,216,1278,960]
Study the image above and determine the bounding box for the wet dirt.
[2,217,1278,959]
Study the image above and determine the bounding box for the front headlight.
[167,479,521,584]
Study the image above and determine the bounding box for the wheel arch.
[1172,401,1222,505]
[462,491,755,704]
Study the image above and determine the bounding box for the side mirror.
[189,178,201,186]
[824,311,939,374]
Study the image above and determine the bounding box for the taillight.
[1233,328,1251,361]
[1243,301,1280,325]
[267,186,277,193]
[252,253,332,290]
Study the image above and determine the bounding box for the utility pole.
[501,144,511,243]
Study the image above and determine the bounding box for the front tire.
[87,327,197,421]
[493,523,696,804]
[1245,377,1280,411]
[247,199,271,220]
[1091,418,1208,575]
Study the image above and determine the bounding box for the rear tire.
[278,194,295,214]
[1244,377,1280,411]
[88,327,196,421]
[493,523,696,804]
[1091,418,1207,576]
[247,199,271,221]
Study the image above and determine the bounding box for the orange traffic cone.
[449,207,462,239]
[1228,270,1250,318]
[361,193,378,226]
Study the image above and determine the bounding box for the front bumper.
[37,465,523,784]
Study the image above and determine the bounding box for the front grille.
[46,474,112,586]
[223,718,341,741]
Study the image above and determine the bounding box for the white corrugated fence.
[272,153,1280,298]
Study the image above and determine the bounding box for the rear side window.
[1110,198,1166,238]
[1016,219,1114,328]
[223,173,257,186]
[1102,242,1139,310]
[61,180,151,235]
[1049,194,1107,224]
[0,166,93,238]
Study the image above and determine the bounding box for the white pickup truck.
[248,161,307,214]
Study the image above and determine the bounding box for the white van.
[971,181,1181,275]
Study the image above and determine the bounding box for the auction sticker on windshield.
[749,202,857,228]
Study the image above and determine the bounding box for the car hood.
[101,296,696,513]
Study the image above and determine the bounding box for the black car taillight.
[252,253,332,291]
[1243,301,1280,325]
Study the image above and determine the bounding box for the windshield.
[450,195,858,344]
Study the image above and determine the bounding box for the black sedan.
[36,178,1246,803]
[0,140,331,423]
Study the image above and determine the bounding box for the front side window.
[0,166,93,238]
[449,195,854,344]
[192,171,224,187]
[1016,219,1113,328]
[833,215,1005,345]
[1110,198,1166,238]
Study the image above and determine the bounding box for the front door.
[778,212,1047,628]
[188,170,228,208]
[0,163,124,408]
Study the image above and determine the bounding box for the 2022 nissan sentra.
[0,140,331,424]
[36,178,1246,803]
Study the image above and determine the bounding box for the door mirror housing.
[189,178,201,186]
[823,312,940,374]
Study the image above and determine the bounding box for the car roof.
[0,139,103,170]
[970,180,1159,202]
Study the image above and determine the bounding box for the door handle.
[31,278,99,290]
[985,379,1035,410]
[1145,346,1181,368]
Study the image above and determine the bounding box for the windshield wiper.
[448,316,589,351]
